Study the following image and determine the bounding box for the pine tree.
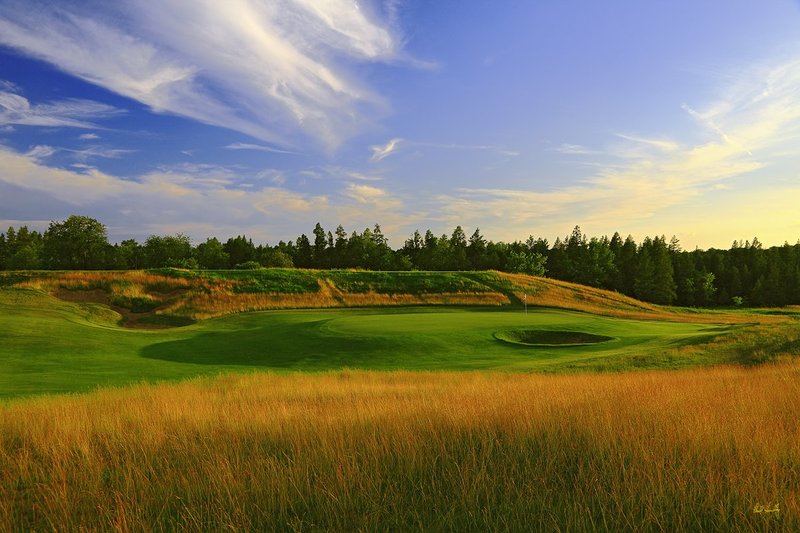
[449,226,468,270]
[294,234,312,268]
[467,228,487,270]
[312,222,327,268]
[651,236,677,305]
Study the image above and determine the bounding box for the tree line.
[2,215,799,307]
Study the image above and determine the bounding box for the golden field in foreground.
[1,363,798,531]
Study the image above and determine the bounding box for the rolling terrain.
[1,267,750,324]
[2,269,798,398]
[1,269,799,530]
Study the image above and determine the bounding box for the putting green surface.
[1,289,733,398]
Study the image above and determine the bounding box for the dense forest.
[2,215,800,307]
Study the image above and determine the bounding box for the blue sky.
[1,0,800,248]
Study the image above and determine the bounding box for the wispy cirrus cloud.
[224,142,304,156]
[342,170,383,182]
[0,0,408,150]
[420,141,519,156]
[25,145,58,160]
[370,138,403,161]
[255,168,288,186]
[23,143,134,162]
[553,143,601,155]
[0,84,124,129]
[614,134,679,153]
[322,166,384,182]
[369,137,518,162]
[78,132,99,140]
[70,146,136,161]
[433,56,800,247]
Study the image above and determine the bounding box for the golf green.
[0,289,731,398]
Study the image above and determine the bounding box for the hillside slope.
[0,268,782,327]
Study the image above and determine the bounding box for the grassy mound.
[495,329,615,346]
[3,286,798,398]
[1,268,781,328]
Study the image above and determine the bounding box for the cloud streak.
[370,138,403,161]
[553,143,601,155]
[615,134,679,153]
[0,85,124,129]
[25,145,57,160]
[369,137,518,161]
[224,142,304,156]
[0,0,405,150]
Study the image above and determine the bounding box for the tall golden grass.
[1,363,798,531]
[15,272,511,321]
[16,271,195,293]
[496,272,783,324]
[169,290,509,319]
[161,275,508,319]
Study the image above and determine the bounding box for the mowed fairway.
[2,288,730,398]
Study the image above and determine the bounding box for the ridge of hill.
[0,268,781,328]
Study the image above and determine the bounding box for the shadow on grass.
[139,319,403,369]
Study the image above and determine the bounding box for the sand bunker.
[494,329,614,347]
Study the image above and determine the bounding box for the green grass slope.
[3,282,797,399]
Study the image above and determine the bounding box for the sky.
[1,0,800,249]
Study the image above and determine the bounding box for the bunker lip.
[53,288,195,329]
[494,329,615,347]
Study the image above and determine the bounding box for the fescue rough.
[1,363,798,531]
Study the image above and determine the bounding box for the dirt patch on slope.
[53,288,190,329]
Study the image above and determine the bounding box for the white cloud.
[69,146,135,160]
[0,79,20,92]
[25,145,58,160]
[553,143,601,155]
[370,137,403,161]
[615,134,679,153]
[343,170,383,182]
[321,166,384,182]
[154,162,239,184]
[70,163,96,173]
[417,141,519,156]
[255,169,287,185]
[0,0,406,150]
[0,146,126,204]
[78,132,99,140]
[344,183,388,204]
[0,145,411,244]
[370,137,518,161]
[0,86,123,129]
[24,143,133,162]
[225,142,304,155]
